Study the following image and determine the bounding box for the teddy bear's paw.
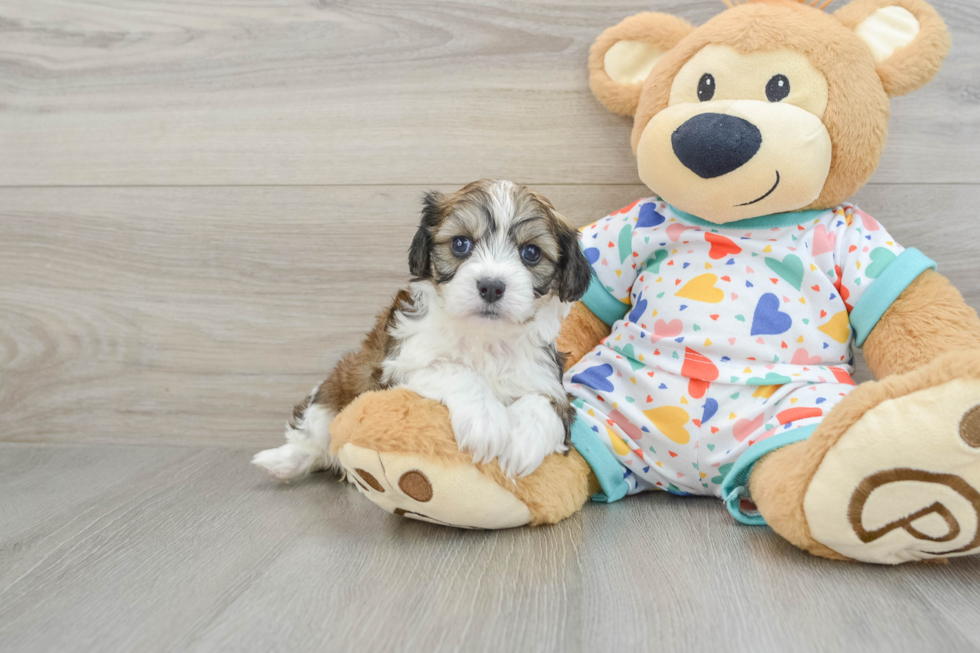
[337,443,532,529]
[804,374,980,564]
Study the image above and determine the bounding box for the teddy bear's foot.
[804,373,980,564]
[329,387,597,529]
[338,443,532,529]
[751,351,980,564]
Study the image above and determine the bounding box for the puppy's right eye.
[450,236,471,258]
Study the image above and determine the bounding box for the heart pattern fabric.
[564,198,917,499]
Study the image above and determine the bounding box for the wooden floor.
[1,1,979,651]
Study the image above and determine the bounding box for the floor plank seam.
[0,182,977,190]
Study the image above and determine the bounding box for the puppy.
[253,179,592,481]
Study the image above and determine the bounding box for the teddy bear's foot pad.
[338,443,532,529]
[804,377,980,564]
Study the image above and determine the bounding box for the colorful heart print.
[570,364,614,392]
[733,414,765,442]
[681,347,720,382]
[667,223,696,242]
[746,371,793,386]
[790,348,821,365]
[617,224,633,263]
[617,344,646,371]
[608,409,644,441]
[636,203,666,228]
[711,462,734,486]
[650,318,684,342]
[676,274,724,303]
[865,247,897,279]
[643,406,690,444]
[705,232,742,260]
[701,397,719,424]
[818,311,850,343]
[764,254,804,290]
[811,224,836,256]
[775,407,823,425]
[750,293,793,336]
[643,249,669,273]
[628,291,649,323]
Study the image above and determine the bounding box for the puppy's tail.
[252,385,342,482]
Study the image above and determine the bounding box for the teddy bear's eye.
[697,73,715,102]
[766,74,790,102]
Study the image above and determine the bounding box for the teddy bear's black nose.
[671,113,763,179]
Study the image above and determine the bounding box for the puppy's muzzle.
[477,278,506,304]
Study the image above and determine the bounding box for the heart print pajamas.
[564,198,937,523]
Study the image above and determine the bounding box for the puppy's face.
[409,180,592,324]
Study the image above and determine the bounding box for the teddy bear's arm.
[862,269,980,378]
[556,301,612,372]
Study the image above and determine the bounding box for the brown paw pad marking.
[354,469,384,492]
[398,470,433,502]
[848,468,980,556]
[961,405,980,448]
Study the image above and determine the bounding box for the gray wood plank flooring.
[0,0,978,186]
[2,0,980,650]
[2,443,980,653]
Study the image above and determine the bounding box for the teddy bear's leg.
[746,350,980,564]
[329,387,599,529]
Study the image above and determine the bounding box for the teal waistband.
[570,416,629,503]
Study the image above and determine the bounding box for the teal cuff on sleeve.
[850,248,937,347]
[570,416,629,503]
[721,425,818,526]
[580,274,630,327]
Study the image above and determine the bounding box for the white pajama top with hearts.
[563,197,936,524]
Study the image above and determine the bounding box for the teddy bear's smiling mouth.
[736,170,781,207]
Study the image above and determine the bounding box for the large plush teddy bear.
[329,0,980,565]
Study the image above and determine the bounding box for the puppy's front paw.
[450,398,510,465]
[499,395,568,478]
[252,443,318,482]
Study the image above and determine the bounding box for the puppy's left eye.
[520,244,542,266]
[450,236,471,258]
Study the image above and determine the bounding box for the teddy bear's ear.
[835,0,951,97]
[589,13,694,116]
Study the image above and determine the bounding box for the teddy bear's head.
[589,0,950,224]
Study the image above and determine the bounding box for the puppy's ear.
[835,0,950,97]
[553,217,593,303]
[409,191,444,279]
[589,12,694,116]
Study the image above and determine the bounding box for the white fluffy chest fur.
[382,281,570,404]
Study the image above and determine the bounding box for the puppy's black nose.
[671,113,762,179]
[477,278,506,304]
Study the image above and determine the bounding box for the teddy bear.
[327,0,980,565]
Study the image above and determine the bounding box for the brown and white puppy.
[253,180,592,480]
